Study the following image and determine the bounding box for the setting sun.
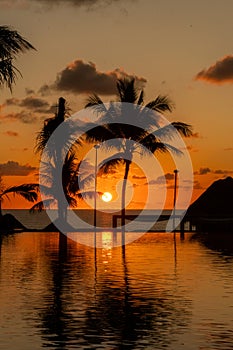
[101,192,112,202]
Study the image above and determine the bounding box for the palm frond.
[84,124,115,143]
[2,183,39,202]
[139,133,183,156]
[38,184,55,197]
[78,173,94,192]
[171,122,193,137]
[30,198,55,212]
[98,154,125,175]
[145,95,174,113]
[116,78,138,103]
[77,190,102,200]
[137,89,144,105]
[148,123,182,141]
[0,25,35,90]
[0,25,35,57]
[85,94,106,114]
[0,59,18,89]
[65,194,77,208]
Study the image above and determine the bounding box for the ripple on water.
[0,232,233,349]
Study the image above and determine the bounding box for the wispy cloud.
[3,131,19,137]
[132,175,146,180]
[0,0,126,10]
[197,167,211,175]
[214,169,233,175]
[0,111,38,124]
[9,147,29,152]
[40,59,146,95]
[0,161,37,176]
[147,172,174,185]
[193,180,204,190]
[5,96,51,113]
[195,55,233,84]
[1,95,57,124]
[194,167,233,175]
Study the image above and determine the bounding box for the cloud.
[5,96,50,112]
[25,88,35,95]
[37,0,122,6]
[198,167,211,175]
[132,175,146,180]
[10,147,29,152]
[0,161,37,176]
[3,131,19,137]
[193,180,204,190]
[194,167,233,176]
[20,97,50,110]
[0,0,125,9]
[148,172,174,185]
[195,55,233,84]
[213,169,233,175]
[42,59,146,95]
[224,147,233,151]
[38,84,51,97]
[0,111,38,124]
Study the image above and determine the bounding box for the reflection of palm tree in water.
[37,239,69,348]
[35,239,92,348]
[33,239,192,348]
[84,245,191,349]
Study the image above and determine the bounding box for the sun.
[101,192,112,202]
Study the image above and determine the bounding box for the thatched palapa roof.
[186,177,233,218]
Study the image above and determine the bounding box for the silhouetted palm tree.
[0,175,38,217]
[85,77,193,226]
[0,25,35,91]
[31,151,94,223]
[35,97,82,223]
[35,97,70,156]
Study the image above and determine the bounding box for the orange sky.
[0,0,233,211]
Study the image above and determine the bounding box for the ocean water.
[0,231,233,349]
[2,209,181,232]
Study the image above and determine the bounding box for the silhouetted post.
[173,169,178,233]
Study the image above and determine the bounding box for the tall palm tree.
[31,151,95,225]
[35,97,82,223]
[85,77,193,226]
[35,97,69,156]
[0,175,38,217]
[0,25,35,91]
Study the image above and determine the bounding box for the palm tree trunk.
[56,97,67,225]
[57,97,66,123]
[121,160,131,227]
[0,198,3,218]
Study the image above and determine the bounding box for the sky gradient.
[0,0,233,209]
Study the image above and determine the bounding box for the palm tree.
[30,151,95,225]
[0,175,38,218]
[85,77,193,226]
[35,97,82,223]
[0,25,35,91]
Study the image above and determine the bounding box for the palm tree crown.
[0,25,35,91]
[31,151,95,222]
[85,77,193,227]
[0,175,38,217]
